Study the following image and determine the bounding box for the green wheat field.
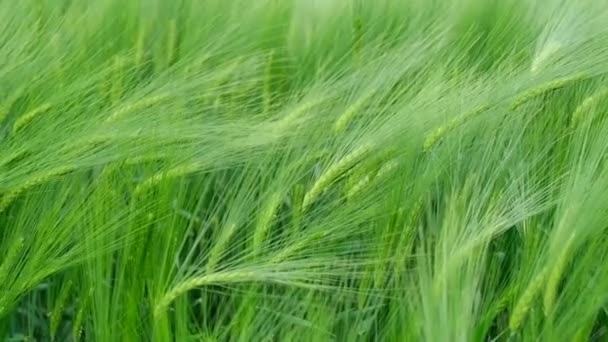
[2,0,608,340]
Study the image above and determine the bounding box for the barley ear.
[252,191,282,252]
[424,104,490,151]
[106,94,171,122]
[334,94,372,133]
[302,143,373,211]
[571,87,608,125]
[12,103,52,133]
[154,270,258,319]
[511,74,587,110]
[133,162,203,196]
[543,235,575,316]
[0,166,72,213]
[50,280,73,340]
[205,223,238,273]
[72,287,93,341]
[509,268,548,332]
[0,236,25,282]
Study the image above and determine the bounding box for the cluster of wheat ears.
[3,0,608,340]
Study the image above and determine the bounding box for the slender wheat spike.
[334,94,373,133]
[205,223,238,273]
[531,41,561,73]
[133,162,204,196]
[72,287,93,341]
[509,267,548,332]
[12,103,52,133]
[270,229,331,264]
[543,234,576,316]
[252,191,282,251]
[511,73,588,110]
[274,97,326,131]
[154,269,261,318]
[106,93,171,122]
[487,286,517,321]
[571,86,608,125]
[167,19,177,66]
[347,159,399,199]
[0,166,73,213]
[346,174,371,199]
[424,104,491,151]
[302,142,374,211]
[50,280,73,340]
